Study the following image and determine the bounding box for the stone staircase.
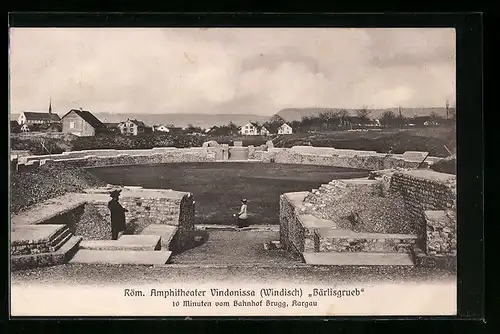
[11,224,83,270]
[69,224,178,266]
[282,176,420,267]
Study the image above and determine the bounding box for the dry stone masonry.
[279,168,456,268]
[12,143,442,172]
[11,186,196,270]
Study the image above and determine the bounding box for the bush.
[10,136,66,155]
[71,134,204,151]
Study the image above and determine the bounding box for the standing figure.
[108,189,128,240]
[235,198,249,228]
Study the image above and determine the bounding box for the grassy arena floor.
[88,162,370,225]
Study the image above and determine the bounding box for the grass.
[88,162,370,225]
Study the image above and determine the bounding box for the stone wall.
[389,170,456,251]
[316,235,416,253]
[14,147,219,171]
[39,204,86,235]
[425,210,457,257]
[262,149,431,170]
[47,188,197,251]
[279,168,457,267]
[279,193,303,253]
[13,145,440,172]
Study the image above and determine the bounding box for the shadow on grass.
[174,229,210,254]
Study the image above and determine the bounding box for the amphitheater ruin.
[10,140,457,271]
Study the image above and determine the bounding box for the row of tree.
[205,105,456,136]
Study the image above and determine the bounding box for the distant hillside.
[275,107,451,122]
[11,113,271,129]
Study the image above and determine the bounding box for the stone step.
[48,230,73,252]
[69,250,172,265]
[47,225,71,244]
[315,228,417,253]
[11,236,83,271]
[302,252,414,266]
[79,235,162,251]
[11,224,68,247]
[11,225,71,256]
[140,224,178,250]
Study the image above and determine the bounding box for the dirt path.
[171,230,302,265]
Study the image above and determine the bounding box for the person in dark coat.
[108,189,128,240]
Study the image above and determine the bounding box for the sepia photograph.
[9,25,458,317]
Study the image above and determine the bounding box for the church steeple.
[48,98,52,115]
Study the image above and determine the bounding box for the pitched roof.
[62,109,106,129]
[129,119,150,128]
[21,111,61,121]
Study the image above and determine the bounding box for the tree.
[318,109,338,130]
[270,114,286,125]
[380,110,397,127]
[356,106,371,124]
[336,109,349,127]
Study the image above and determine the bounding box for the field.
[271,127,456,157]
[11,127,455,158]
[88,162,370,225]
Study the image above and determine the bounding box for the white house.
[153,125,170,132]
[18,111,61,125]
[239,122,259,136]
[118,119,152,136]
[277,123,293,135]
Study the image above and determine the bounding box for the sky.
[9,28,456,116]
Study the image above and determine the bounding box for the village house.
[17,111,61,125]
[277,123,293,135]
[61,108,107,137]
[239,122,259,136]
[118,119,152,136]
[17,99,60,125]
[153,124,170,132]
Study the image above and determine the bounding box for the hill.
[275,107,451,122]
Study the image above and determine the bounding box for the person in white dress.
[234,198,249,228]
